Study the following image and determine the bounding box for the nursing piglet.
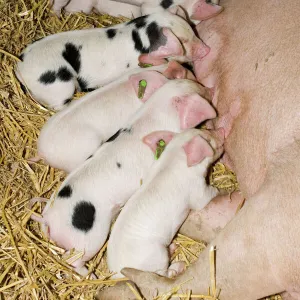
[107,128,224,278]
[37,62,195,172]
[30,79,216,276]
[16,10,209,110]
[51,0,223,24]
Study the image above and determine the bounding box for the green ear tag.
[138,79,147,99]
[155,139,166,160]
[138,62,153,68]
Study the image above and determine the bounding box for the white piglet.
[30,79,216,276]
[16,10,209,110]
[107,128,224,278]
[37,61,195,172]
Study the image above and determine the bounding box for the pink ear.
[138,55,167,66]
[129,71,168,102]
[163,61,187,80]
[142,130,175,153]
[149,28,184,59]
[183,135,214,167]
[191,0,224,21]
[173,93,216,129]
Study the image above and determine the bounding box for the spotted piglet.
[16,9,209,110]
[30,79,216,276]
[107,128,224,278]
[37,61,196,172]
[51,0,223,24]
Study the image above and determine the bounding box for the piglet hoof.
[74,266,97,279]
[167,261,185,278]
[168,243,179,256]
[27,197,49,210]
[27,155,42,164]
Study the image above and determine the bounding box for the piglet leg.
[167,261,185,278]
[64,250,97,279]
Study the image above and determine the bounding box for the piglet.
[16,9,209,110]
[107,128,224,278]
[51,0,142,18]
[51,0,223,24]
[30,79,216,276]
[37,61,196,172]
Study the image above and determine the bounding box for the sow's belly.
[193,0,300,198]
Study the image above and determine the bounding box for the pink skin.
[96,0,300,298]
[162,61,196,81]
[129,71,168,103]
[173,93,216,129]
[190,0,223,21]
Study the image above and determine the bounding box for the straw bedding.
[0,0,281,299]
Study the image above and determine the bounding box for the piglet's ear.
[163,61,187,80]
[191,0,223,21]
[174,93,216,129]
[169,5,188,21]
[138,55,167,66]
[183,135,213,167]
[143,130,175,153]
[129,71,168,102]
[149,28,184,59]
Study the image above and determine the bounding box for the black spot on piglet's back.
[147,22,165,52]
[132,30,148,54]
[19,53,24,61]
[106,129,122,142]
[39,70,56,84]
[160,0,173,9]
[72,201,95,232]
[127,15,148,29]
[62,43,81,73]
[57,66,73,82]
[106,29,117,39]
[58,185,72,198]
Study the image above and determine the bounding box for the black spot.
[147,22,165,52]
[82,87,96,93]
[181,62,194,72]
[77,77,88,91]
[57,66,73,82]
[19,53,24,61]
[116,162,121,168]
[64,98,72,105]
[106,129,122,142]
[72,201,95,232]
[126,63,130,68]
[39,70,56,84]
[132,30,148,53]
[62,43,81,73]
[127,15,148,28]
[19,82,27,94]
[106,28,117,39]
[86,154,93,160]
[123,127,132,133]
[58,185,72,198]
[160,0,173,9]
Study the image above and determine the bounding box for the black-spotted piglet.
[30,78,215,276]
[16,9,209,110]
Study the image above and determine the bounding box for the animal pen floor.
[0,0,280,299]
